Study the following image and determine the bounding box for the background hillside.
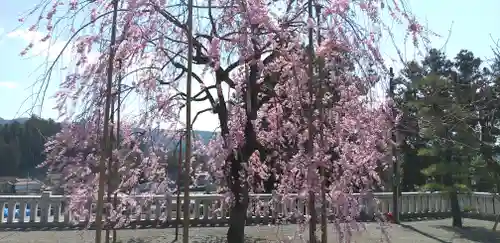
[0,116,217,178]
[0,117,29,125]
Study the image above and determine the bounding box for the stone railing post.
[40,191,51,223]
[2,191,497,228]
[271,191,280,220]
[165,192,172,221]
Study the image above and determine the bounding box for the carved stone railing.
[0,191,498,229]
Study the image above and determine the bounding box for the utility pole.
[389,67,400,224]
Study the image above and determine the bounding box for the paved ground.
[0,219,499,243]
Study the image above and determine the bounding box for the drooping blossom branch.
[18,0,423,242]
[39,111,175,227]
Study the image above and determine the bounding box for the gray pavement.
[0,219,499,242]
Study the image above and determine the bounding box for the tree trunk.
[226,153,250,243]
[227,199,249,243]
[493,196,500,231]
[225,57,257,243]
[443,129,462,228]
[491,188,500,231]
[492,212,500,231]
[443,170,462,227]
[448,189,462,227]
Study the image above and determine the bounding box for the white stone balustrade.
[0,191,498,229]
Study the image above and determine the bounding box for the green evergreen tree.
[395,49,497,227]
[0,116,61,177]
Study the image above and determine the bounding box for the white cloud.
[0,81,18,89]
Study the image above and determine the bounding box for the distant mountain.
[0,117,217,178]
[194,130,217,144]
[0,117,29,125]
[134,128,217,148]
[167,130,217,150]
[0,117,217,145]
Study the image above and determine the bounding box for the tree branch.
[192,108,214,127]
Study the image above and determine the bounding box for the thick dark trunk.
[225,149,251,243]
[448,188,462,227]
[227,200,248,243]
[443,128,462,228]
[493,190,500,231]
[444,171,462,227]
[226,56,257,243]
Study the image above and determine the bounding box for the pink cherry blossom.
[19,0,422,242]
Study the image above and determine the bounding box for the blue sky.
[0,0,499,131]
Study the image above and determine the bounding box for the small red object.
[386,212,394,223]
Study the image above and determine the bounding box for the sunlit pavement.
[0,219,498,242]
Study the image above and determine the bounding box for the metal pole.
[389,67,400,224]
[182,0,194,240]
[112,59,122,243]
[175,135,182,241]
[307,0,317,241]
[95,0,119,242]
[315,4,327,243]
[105,84,116,243]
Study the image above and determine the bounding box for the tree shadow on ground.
[436,225,500,243]
[400,224,450,243]
[121,236,267,243]
[190,236,268,243]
